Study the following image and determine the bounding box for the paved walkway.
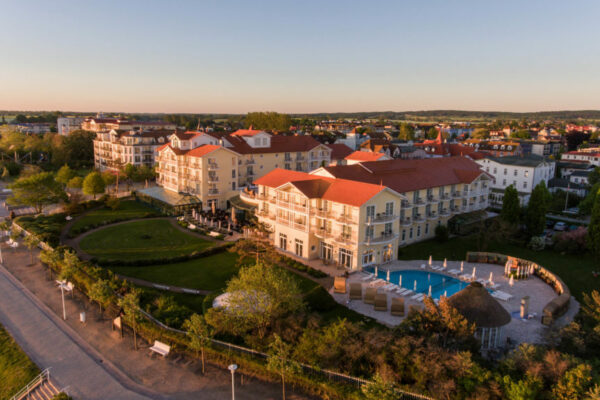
[0,264,156,400]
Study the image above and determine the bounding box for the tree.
[397,123,415,141]
[588,167,600,186]
[101,170,116,188]
[362,374,400,400]
[552,364,593,400]
[207,263,304,338]
[426,127,439,139]
[1,167,9,180]
[123,163,137,189]
[55,165,75,186]
[23,234,40,265]
[137,165,155,187]
[118,289,142,350]
[525,182,551,236]
[52,130,95,168]
[88,279,112,316]
[267,334,300,400]
[67,176,83,189]
[8,172,66,213]
[511,130,531,139]
[82,171,105,199]
[501,185,521,224]
[587,193,600,259]
[244,112,292,132]
[580,183,600,215]
[183,313,212,374]
[471,128,490,139]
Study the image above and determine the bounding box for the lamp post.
[58,282,69,320]
[228,364,238,400]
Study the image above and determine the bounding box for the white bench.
[149,340,170,357]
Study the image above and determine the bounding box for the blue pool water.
[364,268,470,300]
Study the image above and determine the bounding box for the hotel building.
[252,157,491,270]
[155,128,333,210]
[93,129,173,170]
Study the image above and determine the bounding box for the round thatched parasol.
[448,282,511,328]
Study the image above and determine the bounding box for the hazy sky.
[1,0,599,113]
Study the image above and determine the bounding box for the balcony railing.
[401,218,412,226]
[452,191,462,198]
[207,163,219,170]
[314,227,331,238]
[440,208,450,216]
[312,208,332,218]
[415,197,425,205]
[366,213,398,224]
[207,175,219,183]
[292,203,308,213]
[427,195,439,203]
[413,214,425,222]
[336,213,358,224]
[364,232,398,245]
[207,189,219,195]
[401,200,412,208]
[427,212,438,220]
[293,222,307,231]
[334,234,356,245]
[440,193,451,200]
[245,159,256,165]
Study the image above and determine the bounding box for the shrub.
[435,225,449,242]
[96,243,234,266]
[528,236,545,251]
[553,227,588,254]
[304,286,337,312]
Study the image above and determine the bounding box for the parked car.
[554,221,567,231]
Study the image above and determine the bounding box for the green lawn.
[79,219,214,261]
[69,200,160,235]
[398,236,598,301]
[111,252,240,291]
[0,324,39,400]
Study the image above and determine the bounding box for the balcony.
[293,222,307,231]
[240,190,259,204]
[296,155,305,161]
[415,197,425,205]
[245,159,256,165]
[427,212,438,220]
[336,213,358,224]
[292,203,308,213]
[207,189,219,196]
[207,175,219,183]
[268,196,277,204]
[401,200,413,208]
[312,208,332,218]
[440,193,451,200]
[314,227,331,239]
[334,234,356,245]
[207,163,219,171]
[427,195,439,203]
[401,217,412,227]
[365,213,398,225]
[413,214,425,223]
[452,191,462,198]
[246,170,256,177]
[364,232,398,245]
[440,208,450,216]
[277,198,290,207]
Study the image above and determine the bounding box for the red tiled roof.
[319,156,487,194]
[231,126,265,137]
[325,143,353,160]
[225,134,323,154]
[564,151,600,157]
[345,151,387,161]
[186,144,221,158]
[255,168,386,207]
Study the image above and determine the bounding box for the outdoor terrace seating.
[364,287,377,304]
[374,293,388,311]
[334,277,347,294]
[390,297,405,316]
[349,283,363,300]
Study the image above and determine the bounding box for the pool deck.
[330,259,579,345]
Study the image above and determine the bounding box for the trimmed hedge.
[304,286,338,312]
[284,258,328,278]
[68,211,160,238]
[14,213,67,247]
[93,242,234,267]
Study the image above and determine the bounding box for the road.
[0,264,157,400]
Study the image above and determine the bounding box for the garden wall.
[465,251,571,325]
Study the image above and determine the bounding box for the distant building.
[334,128,370,150]
[12,123,51,134]
[82,114,177,132]
[561,150,600,166]
[93,129,173,170]
[477,155,555,206]
[325,143,354,165]
[344,151,392,164]
[57,117,84,135]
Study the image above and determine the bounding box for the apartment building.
[83,115,176,132]
[94,129,173,170]
[57,117,84,135]
[253,157,490,270]
[156,128,332,210]
[561,150,600,166]
[476,155,555,206]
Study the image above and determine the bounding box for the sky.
[1,0,599,114]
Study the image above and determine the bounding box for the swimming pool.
[364,267,470,300]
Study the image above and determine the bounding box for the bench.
[149,340,170,357]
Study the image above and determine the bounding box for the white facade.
[561,151,600,166]
[477,156,555,206]
[57,117,84,135]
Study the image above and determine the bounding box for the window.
[365,226,374,240]
[417,225,421,237]
[493,167,497,174]
[362,250,374,266]
[385,202,394,215]
[339,248,353,268]
[402,229,406,241]
[232,170,236,178]
[285,163,291,169]
[295,239,303,257]
[425,223,429,235]
[296,162,302,171]
[279,233,287,250]
[523,181,527,189]
[502,179,506,186]
[384,222,393,235]
[232,182,236,190]
[514,169,517,176]
[504,168,507,175]
[524,170,529,177]
[366,205,375,219]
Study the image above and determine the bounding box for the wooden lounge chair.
[349,283,363,300]
[390,297,405,316]
[333,277,347,294]
[374,293,388,311]
[364,287,377,304]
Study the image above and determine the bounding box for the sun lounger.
[410,293,423,300]
[334,276,347,294]
[374,293,388,311]
[420,264,426,269]
[360,274,373,282]
[431,266,442,271]
[364,287,377,304]
[401,289,413,296]
[491,291,513,301]
[390,297,405,316]
[488,283,501,290]
[396,288,409,295]
[349,282,362,300]
[476,278,487,285]
[448,269,460,275]
[459,274,472,281]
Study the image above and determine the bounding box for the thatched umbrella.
[448,282,511,330]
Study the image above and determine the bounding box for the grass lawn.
[79,219,214,261]
[0,324,39,400]
[69,200,160,235]
[398,236,599,301]
[111,252,240,291]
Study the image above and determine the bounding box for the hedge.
[92,242,234,266]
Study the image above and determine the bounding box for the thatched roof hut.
[448,282,511,328]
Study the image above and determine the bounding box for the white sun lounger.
[434,298,440,305]
[396,288,409,295]
[431,266,442,271]
[402,289,413,296]
[459,274,472,281]
[410,293,423,300]
[476,278,487,285]
[448,269,460,275]
[360,273,374,282]
[488,283,501,290]
[491,291,513,301]
[420,264,426,269]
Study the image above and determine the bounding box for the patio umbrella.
[428,285,432,297]
[231,207,237,224]
[218,220,222,229]
[227,222,231,231]
[414,280,417,291]
[386,269,390,282]
[443,290,447,298]
[472,267,476,279]
[443,258,447,268]
[460,261,464,273]
[489,272,493,283]
[374,266,378,277]
[398,275,402,288]
[211,201,216,215]
[428,255,432,266]
[509,275,514,287]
